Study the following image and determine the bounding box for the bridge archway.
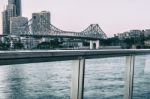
[93,43,96,49]
[90,40,100,49]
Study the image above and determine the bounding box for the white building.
[144,40,150,47]
[117,30,143,39]
[144,29,150,37]
[62,40,83,49]
[10,16,28,35]
[31,11,51,34]
[20,37,39,49]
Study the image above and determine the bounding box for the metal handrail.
[0,49,150,65]
[0,49,150,99]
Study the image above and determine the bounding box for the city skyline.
[0,0,150,37]
[2,0,21,35]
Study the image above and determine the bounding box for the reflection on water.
[0,55,150,99]
[132,55,150,99]
[84,57,125,99]
[0,67,8,99]
[0,61,72,99]
[6,66,26,99]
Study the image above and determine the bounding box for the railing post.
[71,57,85,99]
[124,55,135,99]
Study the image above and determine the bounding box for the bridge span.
[3,17,108,49]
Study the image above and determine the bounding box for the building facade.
[10,16,28,35]
[2,10,9,35]
[2,0,21,35]
[31,11,51,34]
[8,0,21,16]
[144,29,150,37]
[117,30,144,40]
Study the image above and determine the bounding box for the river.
[0,55,150,99]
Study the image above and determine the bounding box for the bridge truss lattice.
[18,17,107,40]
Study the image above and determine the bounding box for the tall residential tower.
[2,0,22,35]
[31,11,51,34]
[8,0,22,16]
[10,16,28,35]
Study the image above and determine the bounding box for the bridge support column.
[90,41,93,50]
[90,40,100,49]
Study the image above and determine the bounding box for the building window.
[33,16,36,19]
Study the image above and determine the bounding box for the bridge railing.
[0,49,150,99]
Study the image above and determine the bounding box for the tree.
[0,43,10,50]
[37,42,51,49]
[14,42,24,49]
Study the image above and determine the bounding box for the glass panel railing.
[0,61,72,99]
[132,55,150,99]
[84,57,125,99]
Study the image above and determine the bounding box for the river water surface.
[0,55,150,99]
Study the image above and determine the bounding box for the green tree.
[0,43,10,50]
[37,42,51,49]
[14,42,24,49]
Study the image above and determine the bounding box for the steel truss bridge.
[16,17,107,40]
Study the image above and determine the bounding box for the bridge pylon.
[90,40,100,49]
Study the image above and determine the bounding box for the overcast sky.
[0,0,150,37]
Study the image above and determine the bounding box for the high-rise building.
[2,4,16,35]
[2,10,9,35]
[6,4,16,18]
[2,0,22,35]
[31,11,51,34]
[10,16,28,35]
[8,0,15,4]
[8,0,21,16]
[5,4,17,34]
